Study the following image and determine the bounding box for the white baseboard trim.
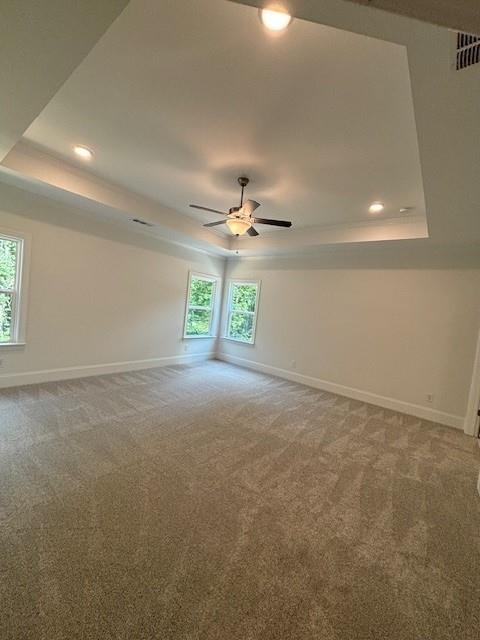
[216,353,464,431]
[0,352,216,389]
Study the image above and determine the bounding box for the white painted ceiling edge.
[342,0,480,34]
[1,140,428,257]
[0,0,129,161]
[0,142,230,257]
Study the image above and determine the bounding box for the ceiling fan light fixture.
[259,7,293,31]
[226,218,251,236]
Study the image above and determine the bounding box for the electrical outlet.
[426,393,434,404]
[290,359,296,369]
[184,343,189,353]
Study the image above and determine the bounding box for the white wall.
[0,186,224,385]
[2,184,479,430]
[219,248,480,427]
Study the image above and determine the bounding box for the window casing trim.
[183,271,220,339]
[223,279,261,345]
[0,228,29,347]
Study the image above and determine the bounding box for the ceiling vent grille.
[131,218,154,227]
[456,32,480,70]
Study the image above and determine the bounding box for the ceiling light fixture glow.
[260,8,293,31]
[368,201,384,214]
[226,218,251,236]
[73,144,94,160]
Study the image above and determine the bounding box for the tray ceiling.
[22,0,426,240]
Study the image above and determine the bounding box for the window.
[0,233,24,344]
[225,281,259,344]
[184,272,219,338]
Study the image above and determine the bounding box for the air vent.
[131,218,154,227]
[456,32,480,70]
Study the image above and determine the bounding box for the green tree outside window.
[185,274,217,336]
[226,282,259,343]
[0,237,19,343]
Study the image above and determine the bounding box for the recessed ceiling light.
[368,201,384,214]
[73,144,94,160]
[399,207,413,213]
[259,7,293,31]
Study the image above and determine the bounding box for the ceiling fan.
[189,177,292,236]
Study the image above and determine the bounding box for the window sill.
[183,335,217,340]
[221,337,255,346]
[0,341,26,348]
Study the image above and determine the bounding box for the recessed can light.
[73,144,94,160]
[259,7,293,31]
[368,202,384,214]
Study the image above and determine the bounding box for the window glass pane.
[0,238,18,290]
[0,292,13,342]
[231,283,257,312]
[186,308,211,336]
[189,277,214,308]
[228,311,253,342]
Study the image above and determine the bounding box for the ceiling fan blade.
[190,204,226,215]
[242,199,261,216]
[247,226,259,236]
[203,220,227,227]
[253,217,292,227]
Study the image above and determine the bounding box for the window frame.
[183,271,220,339]
[0,229,29,347]
[224,279,260,345]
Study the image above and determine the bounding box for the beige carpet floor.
[1,360,479,639]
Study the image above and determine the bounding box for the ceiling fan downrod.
[238,176,249,207]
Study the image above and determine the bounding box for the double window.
[183,273,260,344]
[225,281,259,344]
[184,273,219,337]
[0,233,25,345]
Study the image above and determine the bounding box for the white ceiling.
[0,0,128,160]
[23,0,425,237]
[343,0,480,33]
